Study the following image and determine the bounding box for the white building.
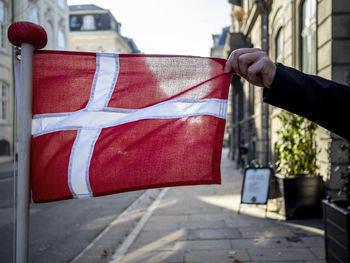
[0,0,69,163]
[69,4,140,53]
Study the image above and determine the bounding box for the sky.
[67,0,232,57]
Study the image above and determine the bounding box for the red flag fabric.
[31,51,231,203]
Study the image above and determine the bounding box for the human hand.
[224,48,276,88]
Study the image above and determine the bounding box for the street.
[0,170,145,263]
[0,150,326,263]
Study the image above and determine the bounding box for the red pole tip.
[8,21,47,49]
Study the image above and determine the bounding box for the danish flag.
[31,51,231,203]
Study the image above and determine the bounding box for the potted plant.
[323,141,350,263]
[274,110,324,219]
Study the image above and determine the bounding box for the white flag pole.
[8,22,47,263]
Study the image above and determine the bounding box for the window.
[57,29,65,50]
[0,82,8,121]
[0,1,6,49]
[0,1,4,21]
[248,83,255,115]
[70,16,78,27]
[301,0,316,74]
[275,28,284,63]
[0,139,10,156]
[81,15,95,30]
[44,20,53,49]
[57,0,65,9]
[29,5,39,24]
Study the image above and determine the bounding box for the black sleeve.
[263,63,350,140]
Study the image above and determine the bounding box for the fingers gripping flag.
[31,51,232,203]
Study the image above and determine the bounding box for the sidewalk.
[76,148,326,263]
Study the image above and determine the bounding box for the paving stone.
[130,229,186,251]
[128,239,176,252]
[243,262,307,263]
[75,244,116,263]
[143,221,180,231]
[185,249,250,263]
[243,262,306,263]
[288,236,324,248]
[248,248,316,261]
[188,227,241,240]
[149,215,188,222]
[280,220,324,237]
[225,217,275,228]
[188,214,228,222]
[121,250,185,263]
[136,229,187,243]
[181,219,225,229]
[310,247,325,260]
[97,224,135,244]
[239,226,295,238]
[75,254,110,263]
[231,237,289,249]
[287,226,324,237]
[185,207,225,215]
[174,239,231,251]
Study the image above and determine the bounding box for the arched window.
[275,28,284,63]
[0,139,10,156]
[57,0,65,9]
[44,20,54,49]
[301,0,316,74]
[29,5,39,24]
[70,16,78,28]
[82,15,95,30]
[58,29,65,50]
[0,1,6,49]
[0,81,8,122]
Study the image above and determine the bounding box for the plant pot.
[268,175,281,199]
[276,175,324,219]
[323,199,350,263]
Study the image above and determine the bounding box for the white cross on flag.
[31,51,231,203]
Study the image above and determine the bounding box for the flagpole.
[8,22,47,263]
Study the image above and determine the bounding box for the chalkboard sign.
[241,168,272,205]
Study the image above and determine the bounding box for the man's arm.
[225,48,350,140]
[264,63,350,140]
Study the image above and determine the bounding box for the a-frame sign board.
[238,167,273,217]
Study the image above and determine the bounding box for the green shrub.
[275,110,318,176]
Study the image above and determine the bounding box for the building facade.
[69,4,140,54]
[210,26,231,146]
[0,0,69,163]
[225,0,350,195]
[210,26,230,58]
[15,0,69,50]
[0,0,13,162]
